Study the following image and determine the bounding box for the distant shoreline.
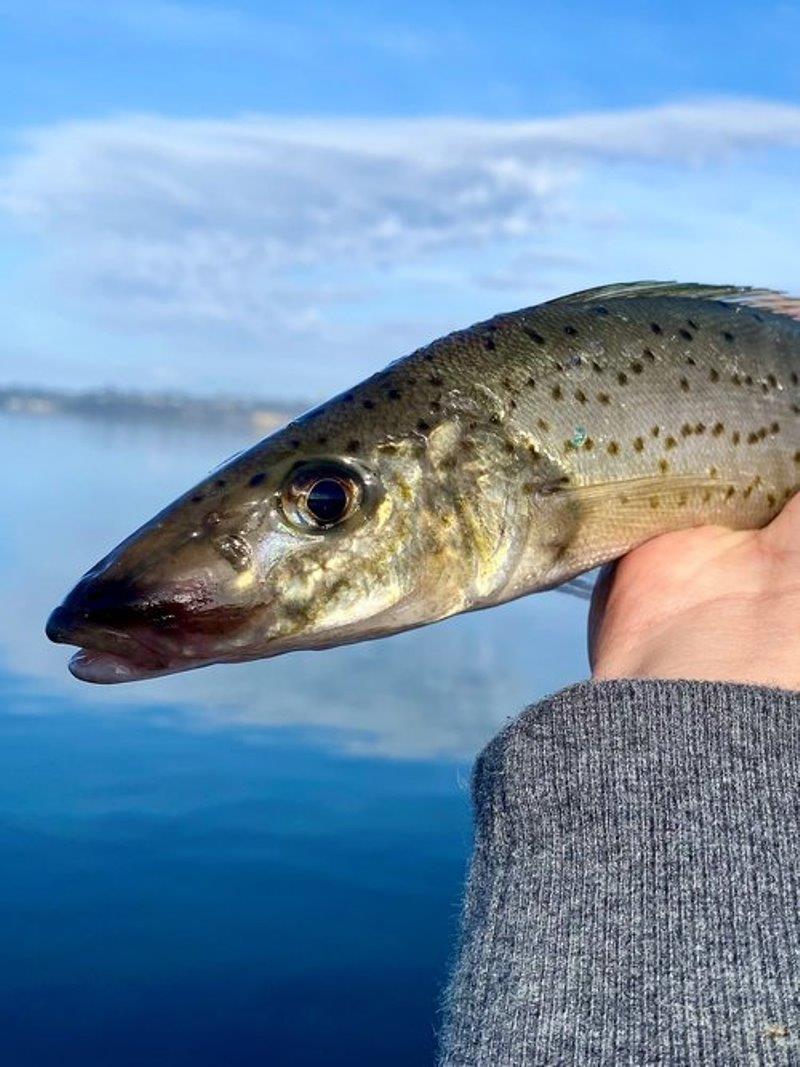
[0,386,305,434]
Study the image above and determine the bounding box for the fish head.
[46,389,530,683]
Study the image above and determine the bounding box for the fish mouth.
[46,598,219,684]
[47,604,180,684]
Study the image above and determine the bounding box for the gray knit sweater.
[439,680,800,1065]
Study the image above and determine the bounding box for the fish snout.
[46,561,262,683]
[46,574,152,644]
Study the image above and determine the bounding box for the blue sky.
[1,0,800,400]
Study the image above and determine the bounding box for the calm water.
[3,412,587,1066]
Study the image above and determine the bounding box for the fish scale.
[47,281,800,683]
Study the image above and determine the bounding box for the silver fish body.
[46,282,800,682]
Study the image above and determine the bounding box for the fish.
[46,281,800,684]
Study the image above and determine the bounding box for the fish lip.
[46,606,174,673]
[67,648,169,684]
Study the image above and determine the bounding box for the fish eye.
[280,462,363,531]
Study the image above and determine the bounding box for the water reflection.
[4,412,588,758]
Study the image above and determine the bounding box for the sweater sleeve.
[439,679,800,1066]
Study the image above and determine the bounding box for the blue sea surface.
[2,412,587,1065]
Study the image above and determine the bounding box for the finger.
[587,561,618,671]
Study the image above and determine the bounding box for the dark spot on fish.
[709,368,720,382]
[659,459,669,474]
[528,444,540,459]
[650,497,660,509]
[575,389,587,403]
[650,322,662,334]
[584,437,594,451]
[793,404,800,414]
[743,485,753,499]
[679,328,693,341]
[430,400,442,412]
[423,353,434,362]
[643,348,656,363]
[681,423,692,437]
[428,375,443,387]
[680,377,690,392]
[768,373,778,388]
[593,305,609,316]
[607,441,619,455]
[483,336,496,351]
[552,385,563,400]
[524,327,545,344]
[723,331,734,343]
[745,375,754,386]
[677,492,687,507]
[759,427,768,440]
[508,398,517,410]
[489,413,502,425]
[249,473,266,487]
[527,377,536,388]
[651,425,660,437]
[598,392,611,405]
[564,439,576,451]
[291,439,301,449]
[792,372,799,386]
[687,319,699,331]
[712,422,725,436]
[685,356,696,366]
[617,372,628,385]
[502,378,514,391]
[388,389,401,401]
[695,422,706,434]
[731,373,742,386]
[591,360,604,373]
[504,441,515,454]
[761,383,770,395]
[630,361,643,374]
[343,392,355,402]
[316,436,328,446]
[785,487,794,500]
[416,421,430,435]
[753,312,764,322]
[363,399,375,410]
[732,431,741,445]
[747,432,759,444]
[191,494,204,503]
[347,439,361,451]
[214,479,227,488]
[727,486,737,500]
[771,421,780,433]
[564,325,578,336]
[709,466,718,479]
[537,417,550,432]
[633,436,644,452]
[665,436,677,449]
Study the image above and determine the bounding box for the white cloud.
[1,99,800,395]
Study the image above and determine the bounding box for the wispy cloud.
[2,99,800,394]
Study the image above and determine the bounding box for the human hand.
[588,495,800,690]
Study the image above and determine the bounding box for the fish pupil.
[306,479,350,524]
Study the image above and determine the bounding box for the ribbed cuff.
[440,680,800,1066]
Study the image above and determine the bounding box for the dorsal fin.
[544,280,800,322]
